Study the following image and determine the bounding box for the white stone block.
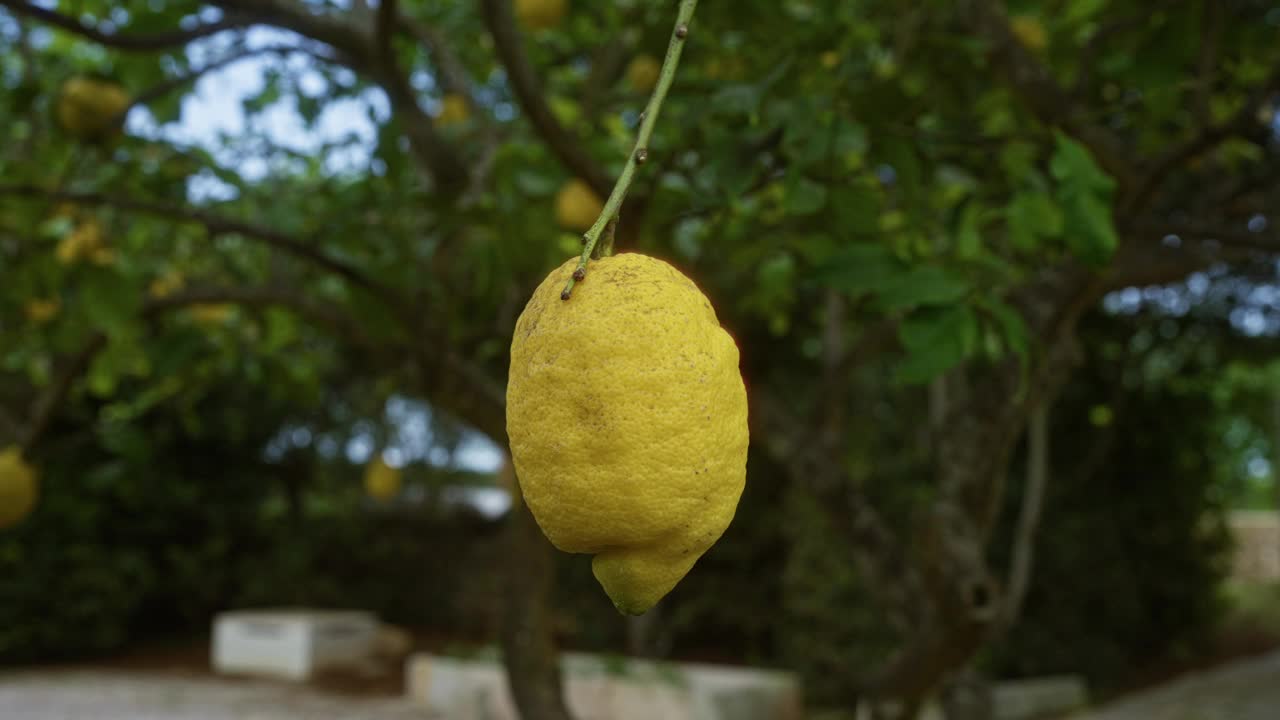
[406,651,801,720]
[993,675,1089,719]
[212,609,378,681]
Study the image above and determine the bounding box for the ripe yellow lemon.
[56,76,131,142]
[149,270,186,299]
[24,299,60,324]
[188,304,234,326]
[437,93,470,127]
[515,0,567,31]
[0,446,38,529]
[555,179,604,233]
[364,457,402,501]
[507,254,749,614]
[626,55,662,94]
[1010,16,1048,52]
[55,218,106,265]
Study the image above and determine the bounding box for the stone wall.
[1228,511,1280,583]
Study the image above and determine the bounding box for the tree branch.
[0,184,407,315]
[0,1,246,51]
[145,286,379,349]
[479,0,613,198]
[398,15,471,96]
[209,0,469,193]
[208,0,367,57]
[375,0,398,55]
[19,336,107,454]
[1000,402,1050,631]
[1125,66,1280,215]
[129,44,335,113]
[1130,219,1280,257]
[752,386,920,634]
[371,25,471,192]
[16,285,384,453]
[1195,1,1225,127]
[1072,0,1181,97]
[965,0,1134,188]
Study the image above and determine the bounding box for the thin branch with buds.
[560,0,698,300]
[0,1,246,51]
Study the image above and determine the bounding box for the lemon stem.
[598,216,619,258]
[561,0,698,300]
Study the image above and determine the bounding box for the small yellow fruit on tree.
[188,304,234,326]
[626,55,662,94]
[55,218,106,265]
[149,270,186,299]
[90,247,116,266]
[364,457,403,501]
[1010,16,1049,52]
[515,0,567,31]
[436,93,470,127]
[56,76,131,142]
[705,57,745,81]
[24,299,60,324]
[507,254,749,615]
[555,179,604,233]
[0,446,39,529]
[820,51,841,69]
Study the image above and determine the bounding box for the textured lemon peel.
[507,253,748,614]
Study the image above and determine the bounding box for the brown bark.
[501,496,574,720]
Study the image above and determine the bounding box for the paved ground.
[1080,648,1280,720]
[4,650,1280,720]
[0,670,433,720]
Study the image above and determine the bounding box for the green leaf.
[873,265,971,310]
[786,174,828,215]
[80,271,143,335]
[1050,133,1115,194]
[1006,190,1063,252]
[895,305,979,384]
[981,300,1030,357]
[829,184,881,235]
[812,242,901,293]
[955,202,984,259]
[711,84,762,116]
[1060,191,1118,266]
[834,120,868,158]
[1050,132,1118,266]
[782,105,830,170]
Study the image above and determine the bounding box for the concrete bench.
[211,609,379,681]
[406,650,801,720]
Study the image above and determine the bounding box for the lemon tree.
[4,0,1280,717]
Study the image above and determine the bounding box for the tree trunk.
[1004,401,1050,629]
[501,496,574,720]
[1273,390,1280,514]
[626,604,661,657]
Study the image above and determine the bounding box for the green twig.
[561,0,698,300]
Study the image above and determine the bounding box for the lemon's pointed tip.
[605,587,658,616]
[612,601,653,617]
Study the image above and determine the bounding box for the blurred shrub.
[0,374,504,663]
[986,313,1234,690]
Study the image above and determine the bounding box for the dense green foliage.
[988,311,1239,691]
